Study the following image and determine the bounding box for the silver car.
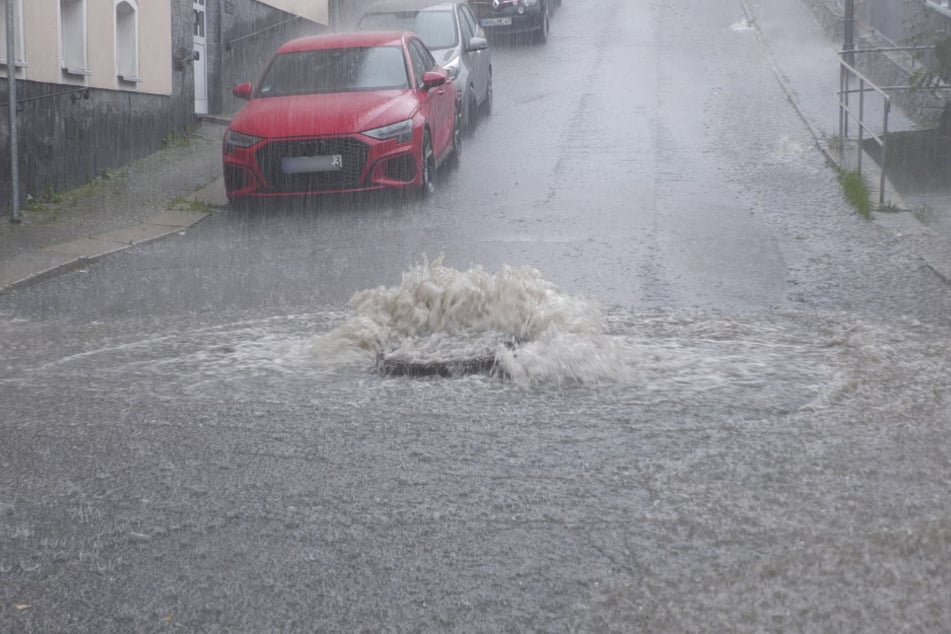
[357,0,493,134]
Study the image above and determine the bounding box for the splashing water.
[7,260,947,409]
[305,257,611,385]
[292,258,951,411]
[298,260,858,396]
[730,17,755,32]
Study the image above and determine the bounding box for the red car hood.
[230,90,418,139]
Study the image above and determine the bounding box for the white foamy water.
[289,260,941,407]
[3,262,949,419]
[305,257,605,378]
[730,17,755,32]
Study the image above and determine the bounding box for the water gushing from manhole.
[305,257,605,382]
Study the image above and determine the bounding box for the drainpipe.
[6,0,20,223]
[329,0,340,30]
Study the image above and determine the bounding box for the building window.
[115,0,140,83]
[61,0,89,75]
[194,0,205,38]
[0,0,25,68]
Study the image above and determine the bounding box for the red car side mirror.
[421,70,447,90]
[232,82,253,100]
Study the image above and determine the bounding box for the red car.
[223,31,461,202]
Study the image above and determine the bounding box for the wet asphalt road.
[3,0,951,631]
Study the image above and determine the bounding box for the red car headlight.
[224,130,262,153]
[362,119,413,145]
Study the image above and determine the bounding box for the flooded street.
[3,0,951,630]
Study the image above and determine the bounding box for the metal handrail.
[838,56,891,205]
[0,86,90,110]
[846,45,935,55]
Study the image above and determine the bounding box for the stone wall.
[217,1,328,115]
[800,0,846,39]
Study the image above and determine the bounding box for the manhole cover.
[375,335,524,378]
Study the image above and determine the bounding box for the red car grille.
[255,137,369,193]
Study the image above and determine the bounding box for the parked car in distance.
[357,0,492,134]
[468,0,554,44]
[222,31,460,203]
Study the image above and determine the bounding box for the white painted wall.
[255,0,329,25]
[9,0,171,95]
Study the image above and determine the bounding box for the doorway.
[193,0,208,114]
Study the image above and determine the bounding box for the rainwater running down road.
[3,258,951,628]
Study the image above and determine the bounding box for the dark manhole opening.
[375,338,525,378]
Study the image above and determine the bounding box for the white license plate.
[481,17,512,27]
[281,155,343,174]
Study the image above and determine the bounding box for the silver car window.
[460,4,478,40]
[359,11,458,50]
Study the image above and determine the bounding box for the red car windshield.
[256,46,409,97]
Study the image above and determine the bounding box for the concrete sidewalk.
[742,0,951,284]
[0,118,230,294]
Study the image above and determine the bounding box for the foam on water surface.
[2,261,949,420]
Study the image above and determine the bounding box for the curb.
[740,1,839,167]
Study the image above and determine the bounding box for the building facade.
[1,0,329,210]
